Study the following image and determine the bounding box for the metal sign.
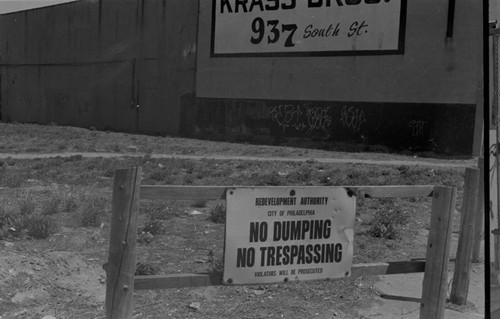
[211,0,407,57]
[223,187,355,285]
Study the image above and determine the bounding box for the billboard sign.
[223,187,355,285]
[211,0,407,57]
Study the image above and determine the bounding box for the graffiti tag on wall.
[306,107,332,135]
[270,104,306,132]
[408,120,427,137]
[270,104,332,136]
[340,105,366,132]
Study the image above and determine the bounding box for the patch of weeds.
[319,175,333,186]
[288,164,314,183]
[137,220,164,244]
[207,249,224,273]
[0,211,25,239]
[191,198,207,208]
[319,168,348,186]
[5,157,16,166]
[18,192,36,215]
[41,195,62,216]
[254,171,282,186]
[0,212,56,239]
[147,168,172,183]
[137,231,155,244]
[140,219,164,236]
[367,203,409,240]
[63,196,79,213]
[135,262,157,275]
[79,196,108,227]
[141,201,177,220]
[2,173,24,188]
[346,168,368,184]
[25,215,55,239]
[183,174,194,185]
[208,203,226,224]
[182,160,197,174]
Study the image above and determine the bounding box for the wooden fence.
[103,166,475,319]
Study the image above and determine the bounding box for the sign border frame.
[210,0,407,58]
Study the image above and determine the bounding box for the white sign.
[223,187,355,285]
[211,0,406,57]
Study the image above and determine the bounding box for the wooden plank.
[380,294,421,303]
[451,168,480,305]
[104,167,142,319]
[492,285,500,315]
[134,261,425,290]
[140,185,227,200]
[472,158,484,263]
[140,185,435,201]
[356,185,434,198]
[350,261,425,277]
[135,272,223,290]
[419,186,456,319]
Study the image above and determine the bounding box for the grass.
[18,191,36,215]
[41,195,62,216]
[191,198,208,208]
[367,202,410,240]
[25,215,54,239]
[208,203,226,224]
[79,195,108,227]
[0,123,474,161]
[141,200,180,220]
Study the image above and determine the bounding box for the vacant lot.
[0,123,473,318]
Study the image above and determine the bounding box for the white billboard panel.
[212,0,407,57]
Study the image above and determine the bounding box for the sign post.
[223,187,355,285]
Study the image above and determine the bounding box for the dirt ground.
[0,123,485,319]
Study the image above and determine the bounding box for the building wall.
[196,0,482,104]
[0,0,198,135]
[187,0,482,155]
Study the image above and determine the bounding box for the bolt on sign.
[211,0,407,57]
[223,187,355,285]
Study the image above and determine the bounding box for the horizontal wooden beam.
[140,185,227,200]
[134,261,425,290]
[139,185,435,201]
[134,272,223,290]
[356,185,434,198]
[380,294,421,303]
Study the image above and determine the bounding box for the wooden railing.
[104,167,462,319]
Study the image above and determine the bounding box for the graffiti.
[270,104,306,132]
[340,105,366,132]
[409,120,427,137]
[306,107,332,136]
[270,104,333,136]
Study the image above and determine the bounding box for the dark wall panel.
[0,0,198,135]
[181,97,475,155]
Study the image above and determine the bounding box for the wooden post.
[420,186,456,319]
[104,167,142,319]
[472,159,484,263]
[450,168,480,305]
